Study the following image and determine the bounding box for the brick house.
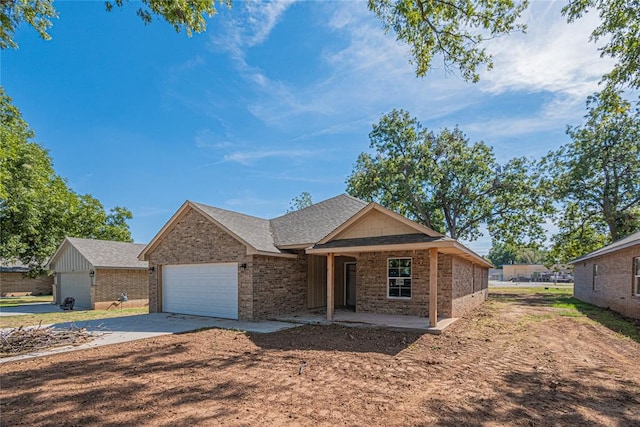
[570,231,640,320]
[0,260,53,296]
[139,194,492,326]
[47,237,149,310]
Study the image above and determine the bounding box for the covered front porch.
[277,309,458,335]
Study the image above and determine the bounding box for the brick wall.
[574,244,640,320]
[437,254,453,317]
[0,272,53,296]
[356,250,430,316]
[144,208,252,318]
[450,257,488,318]
[93,269,148,310]
[252,251,307,320]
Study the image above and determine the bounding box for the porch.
[276,309,458,335]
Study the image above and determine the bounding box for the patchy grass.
[0,307,148,329]
[0,296,54,307]
[551,296,640,342]
[491,286,573,295]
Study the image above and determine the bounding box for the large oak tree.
[543,88,640,262]
[346,109,549,244]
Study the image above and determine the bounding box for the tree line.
[346,89,640,265]
[3,0,639,271]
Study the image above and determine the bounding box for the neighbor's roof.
[569,231,640,264]
[0,259,30,273]
[270,194,368,247]
[48,237,148,269]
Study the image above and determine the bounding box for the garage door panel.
[162,263,238,319]
[60,272,91,309]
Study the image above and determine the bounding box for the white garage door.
[60,272,92,310]
[162,263,238,319]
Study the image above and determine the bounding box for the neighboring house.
[488,268,503,281]
[47,237,149,310]
[139,194,492,326]
[570,231,640,320]
[502,264,573,282]
[0,260,53,296]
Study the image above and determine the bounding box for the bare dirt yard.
[1,292,639,426]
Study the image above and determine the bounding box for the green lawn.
[0,295,54,307]
[0,306,149,329]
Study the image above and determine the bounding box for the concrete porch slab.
[277,311,458,335]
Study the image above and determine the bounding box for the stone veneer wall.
[574,244,640,320]
[0,272,53,296]
[94,269,149,310]
[145,208,253,320]
[251,251,307,320]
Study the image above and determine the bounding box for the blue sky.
[2,1,613,254]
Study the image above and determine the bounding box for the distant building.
[0,260,53,296]
[570,231,640,320]
[502,264,573,282]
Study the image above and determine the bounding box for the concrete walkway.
[277,310,457,334]
[1,313,299,364]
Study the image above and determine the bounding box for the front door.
[345,262,356,308]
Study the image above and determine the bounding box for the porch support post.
[429,248,438,327]
[327,252,335,321]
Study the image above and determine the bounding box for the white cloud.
[194,128,233,149]
[223,148,325,166]
[480,1,613,98]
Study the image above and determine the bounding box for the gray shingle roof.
[191,202,280,253]
[570,230,640,264]
[270,194,368,246]
[65,237,148,268]
[190,194,368,252]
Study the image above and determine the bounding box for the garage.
[59,272,92,309]
[162,263,238,319]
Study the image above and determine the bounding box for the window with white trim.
[388,258,412,298]
[634,257,640,297]
[592,264,598,291]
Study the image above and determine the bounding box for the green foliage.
[1,0,229,49]
[104,0,229,37]
[562,0,640,90]
[0,88,132,273]
[346,109,550,243]
[0,0,57,49]
[487,241,547,267]
[287,191,313,213]
[542,89,640,261]
[368,0,527,82]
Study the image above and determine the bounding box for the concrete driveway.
[1,312,298,363]
[0,302,61,316]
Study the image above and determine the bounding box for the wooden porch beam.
[327,252,335,321]
[429,247,438,327]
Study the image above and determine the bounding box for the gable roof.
[270,194,368,247]
[48,237,148,269]
[569,230,640,264]
[138,194,491,267]
[191,202,280,253]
